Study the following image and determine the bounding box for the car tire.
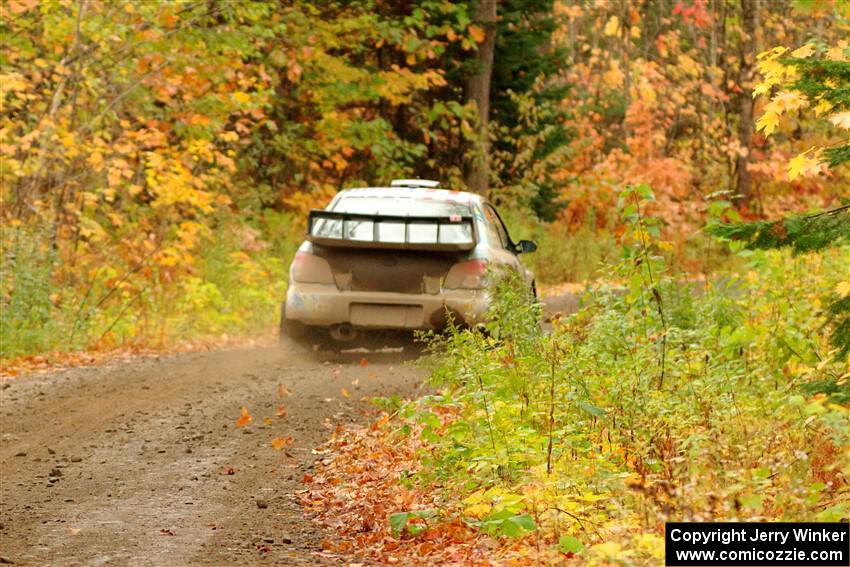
[279,302,318,351]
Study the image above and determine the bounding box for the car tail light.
[444,259,488,289]
[290,251,334,284]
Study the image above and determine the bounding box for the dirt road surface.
[0,344,427,566]
[0,292,575,566]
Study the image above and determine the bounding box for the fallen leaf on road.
[276,404,286,417]
[263,417,273,426]
[359,357,369,366]
[368,372,377,380]
[66,527,81,535]
[302,413,486,564]
[278,384,290,398]
[236,406,252,428]
[340,387,351,398]
[221,467,235,475]
[160,528,175,536]
[370,413,390,430]
[271,437,294,450]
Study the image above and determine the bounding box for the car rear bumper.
[284,283,490,330]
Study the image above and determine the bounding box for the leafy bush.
[0,220,292,359]
[398,187,850,563]
[499,209,619,284]
[0,227,68,356]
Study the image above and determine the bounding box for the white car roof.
[335,187,481,205]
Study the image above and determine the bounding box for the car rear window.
[315,196,475,246]
[332,196,471,218]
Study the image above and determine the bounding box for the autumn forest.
[1,0,849,565]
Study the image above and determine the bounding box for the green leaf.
[578,401,606,418]
[559,535,583,554]
[804,400,826,415]
[635,183,655,201]
[389,509,437,537]
[787,394,806,406]
[390,512,410,537]
[499,513,536,537]
[417,410,441,429]
[421,425,440,443]
[817,503,848,522]
[389,512,409,537]
[753,467,771,479]
[740,494,763,511]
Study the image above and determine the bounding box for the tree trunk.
[621,0,631,140]
[465,0,497,195]
[736,0,756,208]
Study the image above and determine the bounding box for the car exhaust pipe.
[330,323,358,342]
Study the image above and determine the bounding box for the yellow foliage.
[828,111,850,130]
[88,150,105,171]
[463,502,491,518]
[603,15,620,37]
[590,541,629,562]
[791,43,815,58]
[0,72,28,93]
[813,98,834,116]
[753,54,795,98]
[633,533,665,559]
[677,54,700,77]
[772,90,807,111]
[757,46,788,60]
[826,40,849,61]
[787,148,823,180]
[602,61,624,88]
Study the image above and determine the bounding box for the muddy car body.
[281,180,536,344]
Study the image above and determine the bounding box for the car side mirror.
[516,240,537,254]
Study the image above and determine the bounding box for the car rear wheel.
[279,303,319,351]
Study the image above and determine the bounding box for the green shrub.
[0,219,294,359]
[402,187,850,563]
[0,227,67,357]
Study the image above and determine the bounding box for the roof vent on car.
[390,179,441,188]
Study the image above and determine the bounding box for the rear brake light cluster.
[291,251,334,284]
[444,259,488,289]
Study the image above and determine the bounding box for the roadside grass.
[413,249,848,562]
[520,222,619,285]
[505,208,743,286]
[0,215,297,361]
[307,192,850,564]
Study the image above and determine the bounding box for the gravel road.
[0,292,576,566]
[0,343,427,566]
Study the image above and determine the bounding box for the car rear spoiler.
[307,209,477,251]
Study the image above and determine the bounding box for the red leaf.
[271,437,294,450]
[235,406,252,428]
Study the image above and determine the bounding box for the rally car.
[280,179,537,345]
